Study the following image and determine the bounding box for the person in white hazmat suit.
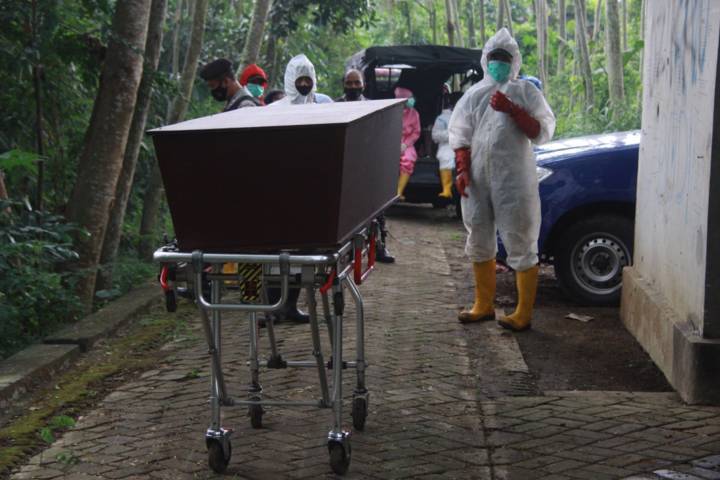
[273,54,333,105]
[432,92,462,198]
[448,28,556,332]
[431,94,458,198]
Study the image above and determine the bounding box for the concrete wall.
[621,0,720,404]
[635,0,719,334]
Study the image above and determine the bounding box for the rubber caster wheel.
[208,440,231,473]
[164,290,177,312]
[351,397,367,431]
[249,403,263,429]
[329,443,351,475]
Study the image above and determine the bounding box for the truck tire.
[553,214,633,306]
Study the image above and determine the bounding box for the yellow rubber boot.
[397,173,411,201]
[458,259,496,323]
[498,265,539,332]
[438,169,453,198]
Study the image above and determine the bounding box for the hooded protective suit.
[448,28,555,272]
[395,87,421,175]
[274,54,332,105]
[432,108,454,170]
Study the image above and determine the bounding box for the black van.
[346,45,483,209]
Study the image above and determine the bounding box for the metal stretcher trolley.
[148,99,404,475]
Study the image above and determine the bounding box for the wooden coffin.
[148,98,404,252]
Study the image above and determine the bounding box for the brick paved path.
[10,212,720,479]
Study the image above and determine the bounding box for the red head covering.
[239,64,268,87]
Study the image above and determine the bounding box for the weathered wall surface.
[622,0,720,404]
[635,0,719,334]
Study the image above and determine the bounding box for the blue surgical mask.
[406,97,416,108]
[487,60,511,83]
[247,83,264,98]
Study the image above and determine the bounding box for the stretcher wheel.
[164,290,177,312]
[207,440,231,473]
[351,397,367,431]
[249,403,263,429]
[329,442,351,475]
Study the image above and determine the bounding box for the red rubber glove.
[490,91,541,139]
[490,91,513,113]
[454,148,471,198]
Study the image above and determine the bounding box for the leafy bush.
[0,199,84,359]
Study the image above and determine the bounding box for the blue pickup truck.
[500,130,640,306]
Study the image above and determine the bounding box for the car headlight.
[536,166,553,183]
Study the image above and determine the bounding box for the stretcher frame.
[154,221,380,475]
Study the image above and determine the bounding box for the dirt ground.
[386,203,672,394]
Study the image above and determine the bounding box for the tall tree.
[97,0,167,291]
[574,0,594,109]
[467,0,476,47]
[502,0,513,35]
[496,0,505,32]
[240,0,273,69]
[605,0,624,118]
[65,0,152,310]
[445,0,462,46]
[535,0,548,90]
[138,0,209,260]
[557,0,567,73]
[479,0,486,45]
[622,0,627,50]
[592,0,602,41]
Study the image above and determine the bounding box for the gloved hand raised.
[490,91,514,113]
[490,91,541,139]
[454,148,471,198]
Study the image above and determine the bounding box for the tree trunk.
[535,0,548,90]
[65,0,151,311]
[430,0,438,44]
[479,0,486,45]
[138,0,209,261]
[622,0,627,50]
[445,0,461,46]
[592,0,602,41]
[0,171,8,200]
[574,0,594,109]
[496,0,504,32]
[167,0,183,120]
[503,0,514,35]
[264,32,278,85]
[605,0,624,118]
[240,0,272,70]
[467,0,476,47]
[557,0,566,73]
[96,0,167,292]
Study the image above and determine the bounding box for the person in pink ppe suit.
[395,86,421,200]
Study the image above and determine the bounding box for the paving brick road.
[9,209,720,479]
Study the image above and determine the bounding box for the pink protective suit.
[395,87,421,175]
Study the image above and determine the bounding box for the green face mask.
[487,60,511,83]
[247,83,264,98]
[406,97,416,108]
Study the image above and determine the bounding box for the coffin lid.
[148,98,406,135]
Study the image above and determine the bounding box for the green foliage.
[0,199,84,359]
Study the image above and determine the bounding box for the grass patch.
[0,304,194,476]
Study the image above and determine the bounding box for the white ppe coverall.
[448,28,556,271]
[274,54,333,105]
[431,108,454,170]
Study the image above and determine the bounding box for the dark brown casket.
[148,98,404,252]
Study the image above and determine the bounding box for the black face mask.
[344,88,363,100]
[211,85,228,101]
[296,84,312,96]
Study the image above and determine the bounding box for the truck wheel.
[553,214,633,306]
